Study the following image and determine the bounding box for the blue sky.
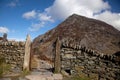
[0,0,120,41]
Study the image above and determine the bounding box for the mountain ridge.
[32,14,120,60]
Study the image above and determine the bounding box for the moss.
[70,72,99,80]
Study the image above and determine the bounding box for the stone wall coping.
[0,41,25,46]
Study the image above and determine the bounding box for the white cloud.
[0,27,9,33]
[29,22,45,31]
[94,11,120,30]
[38,13,54,22]
[23,0,120,31]
[45,0,110,20]
[42,0,120,31]
[23,11,54,31]
[7,0,20,7]
[22,10,37,19]
[8,2,16,7]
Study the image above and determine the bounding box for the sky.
[0,0,120,41]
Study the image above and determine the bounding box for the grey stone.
[23,34,31,71]
[88,61,94,64]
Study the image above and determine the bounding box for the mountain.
[32,14,120,60]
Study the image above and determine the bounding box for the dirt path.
[26,59,63,80]
[25,69,63,80]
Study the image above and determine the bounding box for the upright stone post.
[23,34,31,71]
[54,37,61,73]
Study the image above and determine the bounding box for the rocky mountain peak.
[32,14,120,60]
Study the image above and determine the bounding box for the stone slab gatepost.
[23,34,31,71]
[54,37,61,73]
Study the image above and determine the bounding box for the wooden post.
[54,37,61,73]
[23,34,31,71]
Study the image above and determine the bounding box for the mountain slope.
[32,14,120,60]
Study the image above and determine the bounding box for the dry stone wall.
[61,46,120,80]
[0,41,25,72]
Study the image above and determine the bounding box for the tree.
[3,33,7,41]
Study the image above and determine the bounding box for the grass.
[63,74,92,80]
[71,72,92,80]
[63,66,98,80]
[20,69,30,77]
[0,57,11,77]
